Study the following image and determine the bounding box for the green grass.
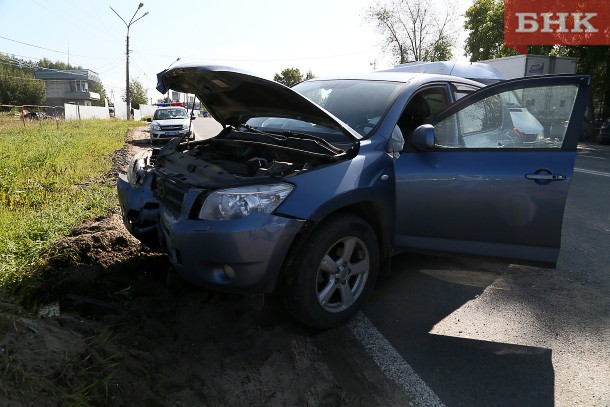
[0,119,141,289]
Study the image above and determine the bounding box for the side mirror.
[190,114,196,120]
[146,117,152,123]
[409,124,435,151]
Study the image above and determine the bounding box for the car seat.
[399,93,431,135]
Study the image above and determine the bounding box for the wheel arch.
[276,200,391,288]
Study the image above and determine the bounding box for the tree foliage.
[365,0,454,64]
[122,78,148,108]
[37,58,82,71]
[464,0,610,118]
[0,53,45,106]
[87,80,107,107]
[463,0,516,61]
[274,68,311,87]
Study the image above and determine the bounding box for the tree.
[365,0,454,64]
[88,80,107,107]
[273,68,306,87]
[463,0,516,61]
[122,78,147,108]
[37,57,82,71]
[464,0,610,119]
[304,70,315,80]
[0,53,45,106]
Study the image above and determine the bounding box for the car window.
[243,116,356,147]
[293,80,403,137]
[451,83,479,101]
[434,84,579,149]
[153,108,188,120]
[398,86,450,136]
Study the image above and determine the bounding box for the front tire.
[282,214,379,329]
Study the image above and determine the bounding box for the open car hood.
[156,65,361,140]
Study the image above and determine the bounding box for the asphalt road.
[189,119,610,406]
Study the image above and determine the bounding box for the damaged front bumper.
[117,173,161,249]
[158,205,305,294]
[118,171,306,294]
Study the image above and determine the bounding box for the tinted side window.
[398,86,450,136]
[452,83,479,101]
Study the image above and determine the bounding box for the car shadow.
[363,253,554,407]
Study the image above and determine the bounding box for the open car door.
[394,75,590,267]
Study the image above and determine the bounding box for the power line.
[29,0,123,47]
[0,35,69,56]
[0,34,112,61]
[0,59,92,77]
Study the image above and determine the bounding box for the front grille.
[157,178,186,214]
[160,125,183,131]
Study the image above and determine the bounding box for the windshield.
[243,116,351,145]
[292,79,403,136]
[153,108,188,120]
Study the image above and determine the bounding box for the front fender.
[117,173,161,249]
[276,147,394,224]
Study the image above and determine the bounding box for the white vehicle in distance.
[148,106,195,143]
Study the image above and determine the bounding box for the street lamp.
[110,3,148,120]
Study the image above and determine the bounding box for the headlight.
[127,150,152,188]
[151,123,161,131]
[182,124,190,130]
[198,183,294,220]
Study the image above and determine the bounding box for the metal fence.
[0,103,156,123]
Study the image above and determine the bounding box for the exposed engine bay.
[153,129,357,187]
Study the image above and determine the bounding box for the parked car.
[118,65,590,329]
[148,106,194,143]
[598,118,610,144]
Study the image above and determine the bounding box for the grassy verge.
[0,118,141,290]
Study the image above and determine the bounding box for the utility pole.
[110,3,148,120]
[164,57,180,103]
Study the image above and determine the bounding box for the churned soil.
[0,128,408,406]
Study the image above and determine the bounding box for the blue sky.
[0,0,473,102]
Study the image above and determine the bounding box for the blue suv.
[118,65,589,328]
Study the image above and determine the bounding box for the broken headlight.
[197,183,293,220]
[127,150,153,188]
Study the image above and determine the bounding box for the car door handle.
[525,172,566,181]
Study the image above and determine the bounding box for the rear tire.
[282,214,379,329]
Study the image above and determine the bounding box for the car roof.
[381,61,506,84]
[306,71,485,88]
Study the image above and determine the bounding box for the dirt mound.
[0,127,408,406]
[50,214,147,268]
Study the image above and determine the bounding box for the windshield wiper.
[235,125,349,156]
[236,124,287,141]
[279,130,345,154]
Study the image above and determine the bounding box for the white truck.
[480,55,577,79]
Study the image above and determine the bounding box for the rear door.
[393,75,590,266]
